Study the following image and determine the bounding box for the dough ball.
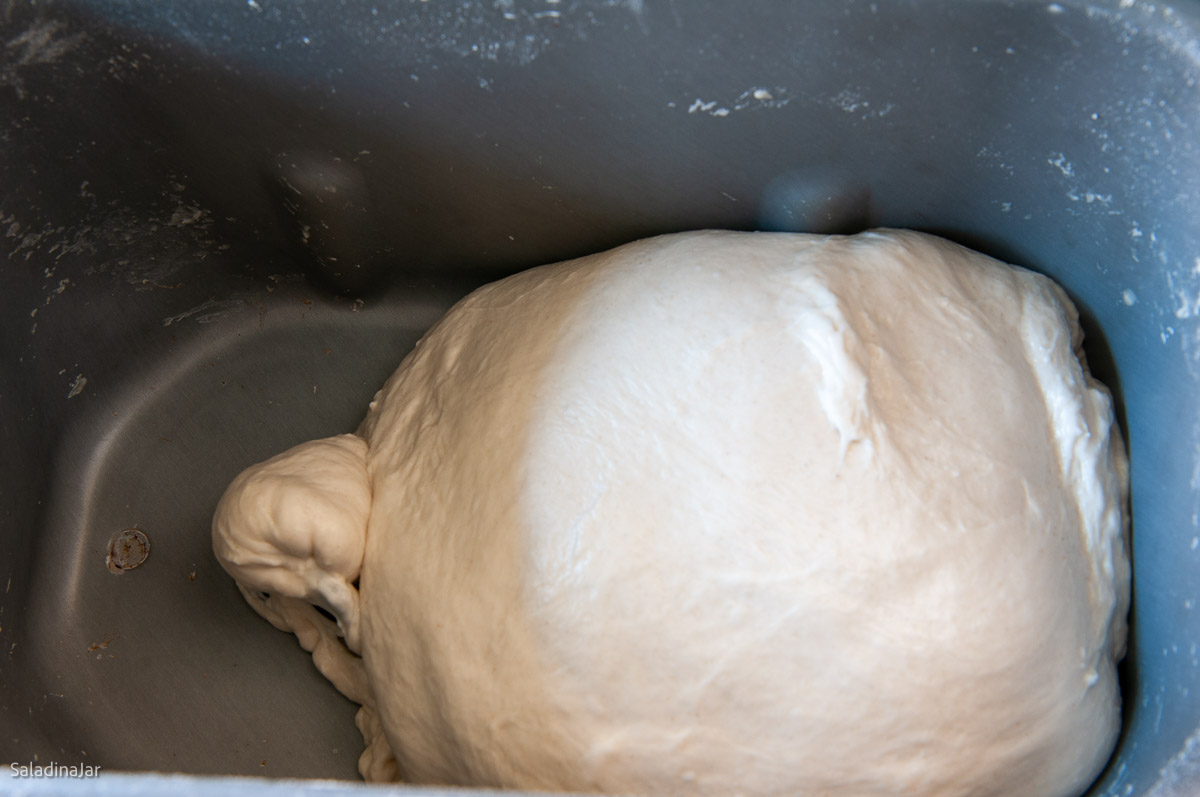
[217,229,1130,797]
[213,433,370,650]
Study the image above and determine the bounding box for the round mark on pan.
[107,528,150,574]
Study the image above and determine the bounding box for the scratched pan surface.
[1,1,1199,795]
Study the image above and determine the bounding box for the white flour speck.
[1049,153,1075,177]
[66,374,87,399]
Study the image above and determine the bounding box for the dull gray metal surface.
[1,0,1199,795]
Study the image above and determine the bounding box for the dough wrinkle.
[778,269,873,458]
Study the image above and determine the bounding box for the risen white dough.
[213,229,1130,797]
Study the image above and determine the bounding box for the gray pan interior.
[2,1,1199,795]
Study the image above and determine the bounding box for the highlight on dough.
[213,228,1130,797]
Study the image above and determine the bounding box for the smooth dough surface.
[214,229,1130,797]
